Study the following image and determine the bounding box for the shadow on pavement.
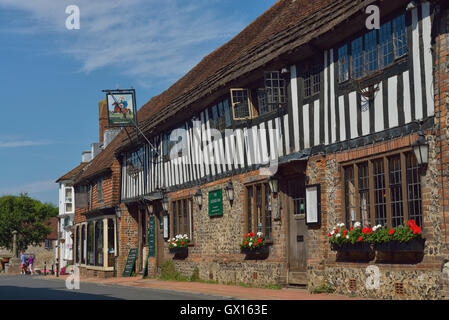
[0,285,123,300]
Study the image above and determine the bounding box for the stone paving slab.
[39,275,360,300]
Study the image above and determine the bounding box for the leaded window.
[338,44,349,82]
[393,14,407,58]
[304,64,321,97]
[246,182,273,240]
[343,152,423,229]
[231,89,251,120]
[171,198,193,239]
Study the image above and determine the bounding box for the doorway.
[286,176,309,285]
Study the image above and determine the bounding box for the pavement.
[37,274,359,300]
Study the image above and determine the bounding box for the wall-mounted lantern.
[115,206,122,218]
[162,196,169,213]
[225,180,234,205]
[412,133,429,167]
[194,188,203,208]
[268,176,279,194]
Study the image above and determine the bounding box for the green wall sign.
[208,189,223,217]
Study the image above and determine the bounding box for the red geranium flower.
[358,236,363,242]
[328,233,332,237]
[350,227,354,231]
[343,230,348,237]
[244,241,248,245]
[257,238,262,243]
[249,232,255,237]
[181,242,184,245]
[389,229,395,235]
[412,226,421,234]
[408,220,416,227]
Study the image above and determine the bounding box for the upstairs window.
[231,70,288,120]
[262,71,287,114]
[338,14,407,83]
[231,89,252,120]
[393,14,407,58]
[210,98,232,131]
[304,64,321,97]
[97,177,103,203]
[338,45,349,82]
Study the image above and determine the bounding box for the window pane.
[393,14,407,58]
[364,30,378,73]
[223,99,232,128]
[87,222,94,265]
[338,45,349,82]
[406,153,422,227]
[264,183,272,240]
[373,159,387,226]
[379,22,393,68]
[95,220,103,266]
[232,90,250,119]
[247,186,253,233]
[211,105,218,129]
[351,37,364,79]
[345,166,356,227]
[358,162,370,227]
[257,89,270,115]
[389,156,404,227]
[256,185,263,233]
[263,71,287,114]
[183,199,188,236]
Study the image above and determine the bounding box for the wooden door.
[286,177,308,284]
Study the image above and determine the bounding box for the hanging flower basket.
[241,245,269,255]
[374,239,425,252]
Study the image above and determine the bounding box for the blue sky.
[0,0,276,205]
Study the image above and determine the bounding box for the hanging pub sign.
[103,89,137,127]
[305,184,321,226]
[208,189,223,217]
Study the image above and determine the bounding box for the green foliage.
[190,266,200,282]
[0,194,58,252]
[311,283,335,294]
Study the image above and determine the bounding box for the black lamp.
[162,196,169,213]
[194,188,203,208]
[412,133,429,167]
[268,176,279,194]
[225,180,234,203]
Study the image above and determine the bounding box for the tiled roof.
[56,162,88,183]
[76,0,376,179]
[46,217,59,240]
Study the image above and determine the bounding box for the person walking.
[20,252,27,275]
[27,255,34,275]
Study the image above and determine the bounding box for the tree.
[0,193,58,253]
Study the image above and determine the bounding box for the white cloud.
[0,139,52,148]
[0,0,245,84]
[0,180,57,195]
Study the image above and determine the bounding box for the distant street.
[0,275,229,300]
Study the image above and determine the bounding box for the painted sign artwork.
[106,92,135,127]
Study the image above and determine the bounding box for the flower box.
[169,246,188,258]
[374,239,425,252]
[331,242,372,252]
[241,246,269,255]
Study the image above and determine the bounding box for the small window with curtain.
[245,182,272,241]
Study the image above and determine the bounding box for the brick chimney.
[99,99,109,144]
